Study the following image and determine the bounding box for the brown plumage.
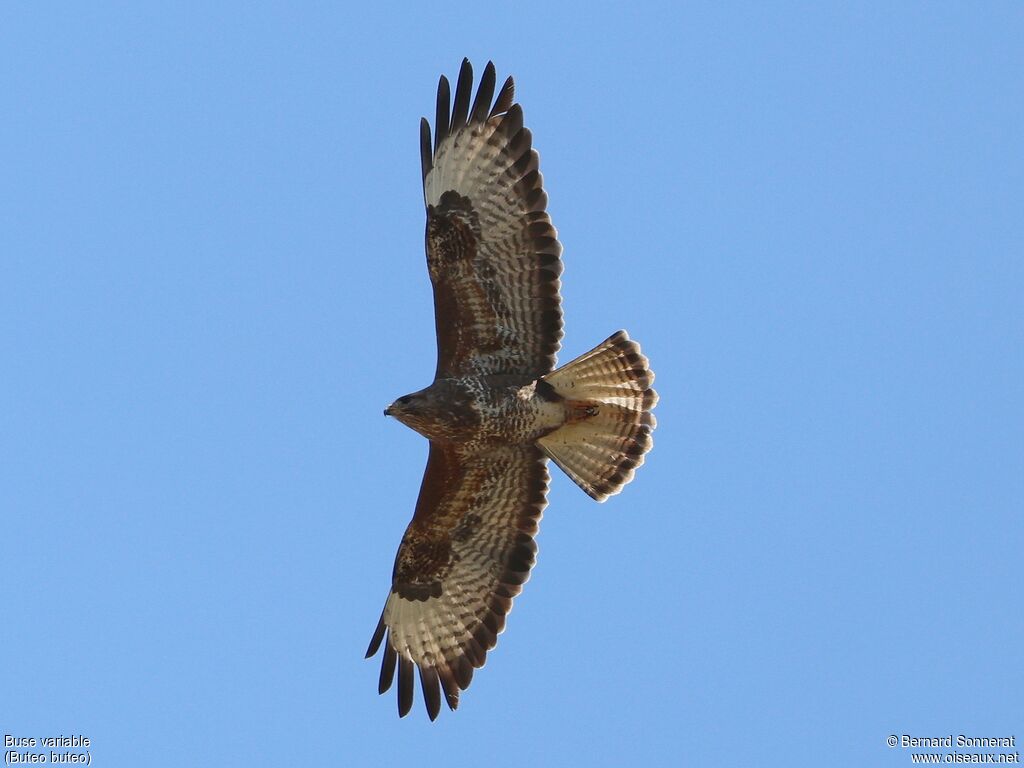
[367,59,659,721]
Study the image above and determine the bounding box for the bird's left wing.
[366,442,548,719]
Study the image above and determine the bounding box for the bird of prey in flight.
[366,59,658,720]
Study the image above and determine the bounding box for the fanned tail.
[537,331,658,501]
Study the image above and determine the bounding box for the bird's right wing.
[421,59,563,380]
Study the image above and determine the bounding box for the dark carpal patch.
[393,534,453,598]
[426,192,480,279]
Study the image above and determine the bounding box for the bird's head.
[384,389,435,436]
[384,381,478,441]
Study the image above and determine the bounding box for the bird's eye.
[398,395,412,405]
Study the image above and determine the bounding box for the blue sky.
[3,3,1021,766]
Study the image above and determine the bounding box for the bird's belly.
[463,377,566,447]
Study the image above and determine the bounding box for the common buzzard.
[366,59,658,720]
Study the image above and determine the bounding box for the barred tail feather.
[538,331,658,501]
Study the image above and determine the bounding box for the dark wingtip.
[419,117,432,185]
[398,656,414,717]
[434,74,451,155]
[378,642,397,694]
[490,75,515,118]
[470,61,496,124]
[366,611,387,658]
[438,665,461,712]
[451,58,473,129]
[426,61,516,191]
[420,666,442,721]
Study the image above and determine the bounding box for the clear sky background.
[3,3,1021,767]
